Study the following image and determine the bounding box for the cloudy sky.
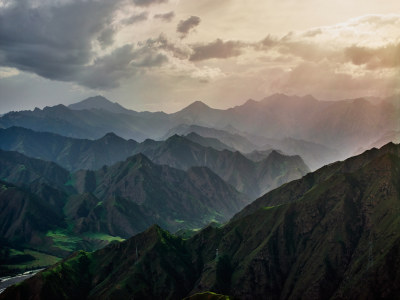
[0,0,399,113]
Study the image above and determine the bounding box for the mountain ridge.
[2,93,397,161]
[0,126,309,198]
[68,96,129,114]
[3,142,400,299]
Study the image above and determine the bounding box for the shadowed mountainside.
[0,127,309,199]
[0,150,248,270]
[3,143,400,299]
[0,127,138,171]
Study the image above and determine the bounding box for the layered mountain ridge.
[1,93,398,169]
[0,149,248,265]
[3,142,400,299]
[0,127,309,198]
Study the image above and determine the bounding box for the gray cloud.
[254,34,338,63]
[121,12,148,25]
[0,0,119,83]
[133,0,168,7]
[144,34,191,59]
[0,0,169,90]
[98,27,116,48]
[190,39,244,61]
[77,45,137,89]
[154,11,175,22]
[131,49,168,68]
[78,44,168,89]
[177,16,201,38]
[254,35,279,50]
[345,44,400,69]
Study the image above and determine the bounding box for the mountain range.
[0,149,248,270]
[1,94,398,169]
[0,126,139,171]
[1,93,400,299]
[3,142,399,299]
[0,127,309,199]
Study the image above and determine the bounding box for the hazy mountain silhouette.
[162,124,260,153]
[68,96,129,114]
[184,132,235,151]
[1,93,398,170]
[132,134,309,199]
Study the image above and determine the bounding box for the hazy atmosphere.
[2,1,400,299]
[1,0,400,113]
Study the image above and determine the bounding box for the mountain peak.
[175,101,212,115]
[166,134,189,145]
[68,96,129,114]
[185,132,201,138]
[187,100,210,109]
[98,132,126,143]
[124,153,154,168]
[302,94,317,102]
[42,104,70,114]
[243,98,258,106]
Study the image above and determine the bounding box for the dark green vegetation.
[0,149,247,275]
[0,127,309,198]
[3,142,400,299]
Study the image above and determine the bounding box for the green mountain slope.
[69,153,249,237]
[0,149,70,189]
[5,143,400,299]
[0,181,65,246]
[0,150,248,271]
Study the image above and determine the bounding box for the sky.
[0,0,399,114]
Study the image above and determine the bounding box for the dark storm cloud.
[78,45,168,89]
[133,0,168,7]
[121,12,149,25]
[190,39,244,61]
[177,16,201,38]
[0,0,119,83]
[0,0,168,89]
[77,45,136,89]
[154,11,175,22]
